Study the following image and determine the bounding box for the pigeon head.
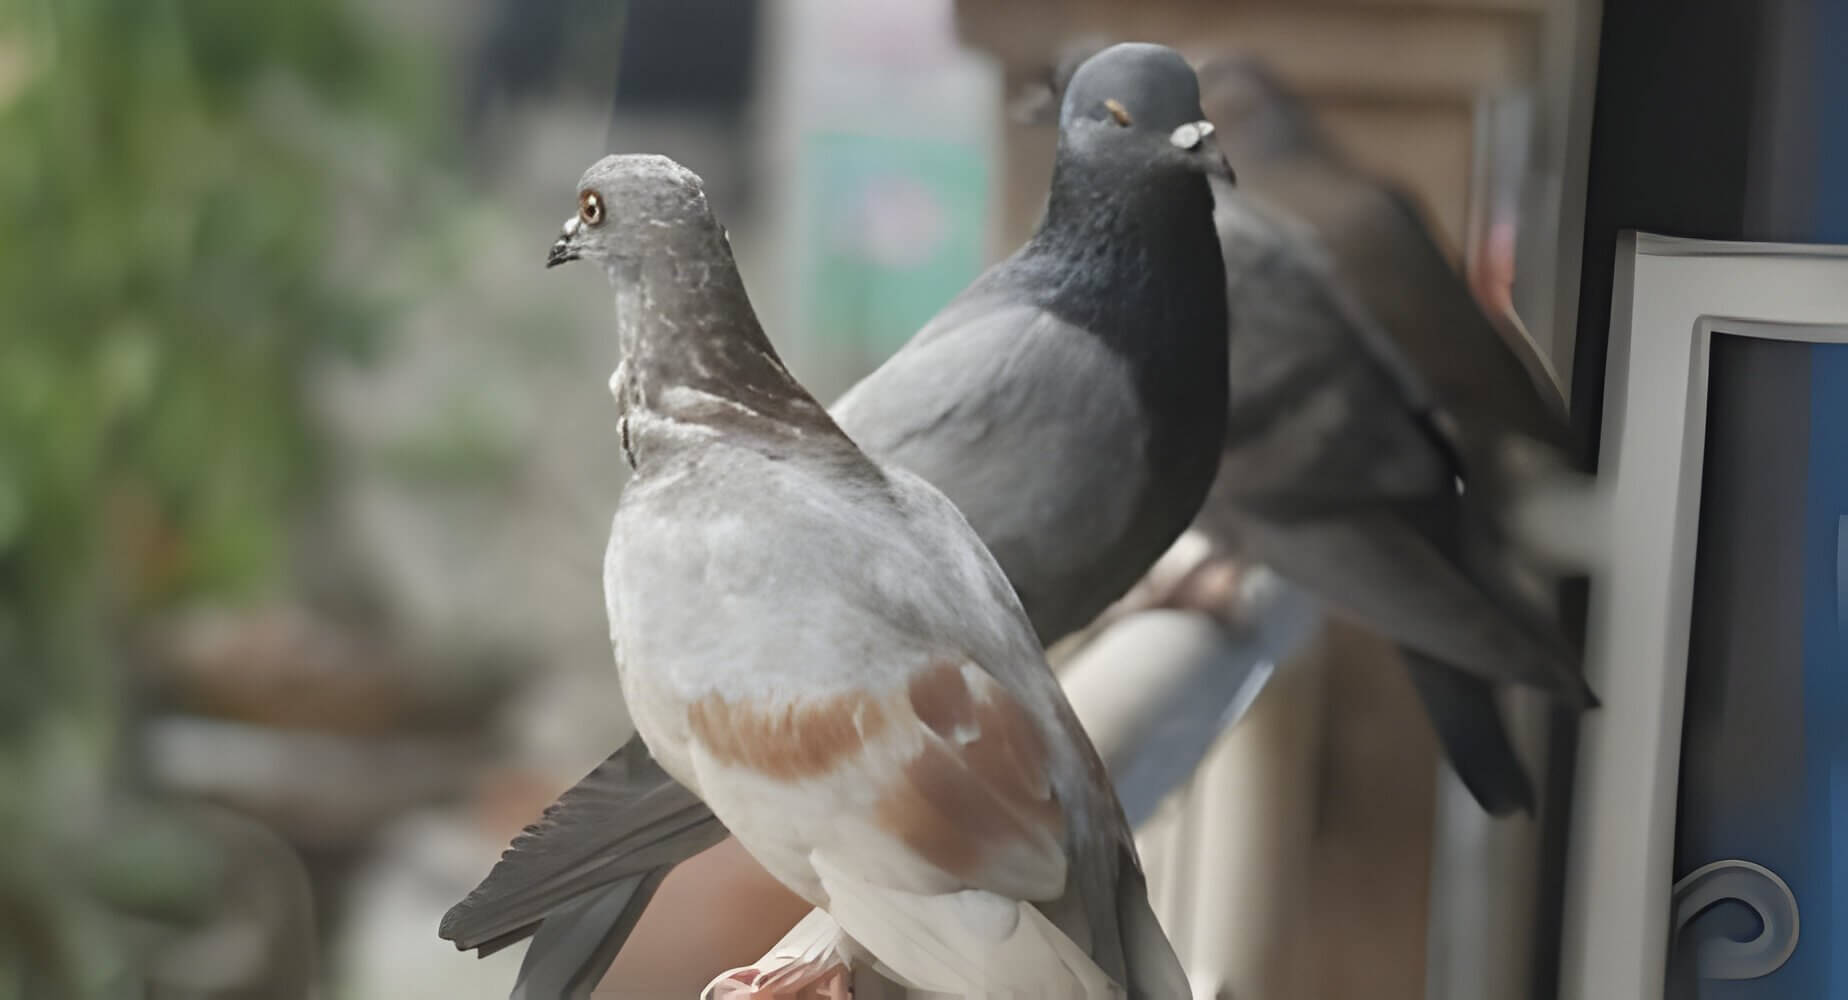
[1054,43,1233,182]
[547,153,716,269]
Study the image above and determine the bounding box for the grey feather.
[1200,54,1566,449]
[508,870,665,1000]
[833,300,1152,644]
[438,736,726,958]
[1192,56,1592,815]
[1195,493,1579,700]
[1211,178,1456,516]
[1399,655,1536,816]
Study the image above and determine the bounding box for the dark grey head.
[1046,43,1234,182]
[546,154,717,269]
[1194,54,1328,165]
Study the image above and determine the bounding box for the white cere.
[563,215,581,236]
[1170,120,1215,150]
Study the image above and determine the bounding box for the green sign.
[799,130,990,366]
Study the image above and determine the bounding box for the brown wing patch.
[688,690,887,781]
[875,661,1066,891]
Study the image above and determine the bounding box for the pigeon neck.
[1037,150,1215,249]
[1002,149,1228,470]
[606,240,847,472]
[1025,154,1225,353]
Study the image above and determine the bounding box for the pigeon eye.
[1103,99,1133,127]
[579,191,605,226]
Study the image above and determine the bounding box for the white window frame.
[1562,231,1848,999]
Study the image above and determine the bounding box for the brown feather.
[687,691,888,781]
[875,662,1065,892]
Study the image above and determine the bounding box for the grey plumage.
[839,42,1229,644]
[1193,55,1591,815]
[833,303,1153,645]
[444,44,1229,997]
[521,152,1183,995]
[1208,183,1455,517]
[1202,56,1566,447]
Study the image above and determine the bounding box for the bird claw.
[704,967,763,999]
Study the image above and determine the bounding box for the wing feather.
[686,659,1070,904]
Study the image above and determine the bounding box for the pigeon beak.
[1212,148,1237,185]
[547,216,583,268]
[1170,120,1236,184]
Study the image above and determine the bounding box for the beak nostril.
[549,215,585,268]
[546,235,578,268]
[1170,120,1214,150]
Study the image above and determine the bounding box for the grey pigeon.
[830,42,1231,644]
[442,42,1231,997]
[527,152,1188,996]
[1191,54,1591,816]
[1020,46,1588,813]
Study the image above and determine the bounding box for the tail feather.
[1402,654,1534,816]
[509,871,665,1000]
[439,736,726,974]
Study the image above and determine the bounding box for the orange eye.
[1103,99,1133,126]
[579,190,604,226]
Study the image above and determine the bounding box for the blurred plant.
[0,0,449,994]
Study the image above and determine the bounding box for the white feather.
[811,852,1120,998]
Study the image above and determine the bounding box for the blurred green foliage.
[0,0,447,994]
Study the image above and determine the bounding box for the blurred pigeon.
[1191,54,1591,816]
[1198,56,1567,437]
[443,43,1231,996]
[525,152,1188,997]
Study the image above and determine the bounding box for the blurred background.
[3,0,1844,997]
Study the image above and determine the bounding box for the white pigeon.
[542,153,1188,998]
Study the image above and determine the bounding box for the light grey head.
[546,154,717,269]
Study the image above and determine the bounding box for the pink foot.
[704,962,850,1000]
